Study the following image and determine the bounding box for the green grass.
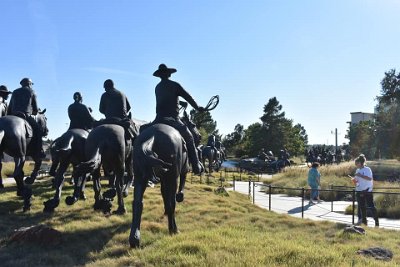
[0,175,399,266]
[0,161,38,178]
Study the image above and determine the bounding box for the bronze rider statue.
[8,78,45,158]
[68,92,95,130]
[152,64,205,175]
[0,85,12,117]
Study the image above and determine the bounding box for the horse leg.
[123,153,134,197]
[43,160,69,212]
[13,157,25,197]
[202,155,208,174]
[14,157,31,211]
[161,179,178,234]
[92,168,109,212]
[114,168,126,215]
[129,177,147,248]
[208,156,213,174]
[25,156,42,185]
[176,171,187,203]
[65,169,88,206]
[0,161,3,189]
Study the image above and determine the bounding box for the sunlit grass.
[0,175,399,266]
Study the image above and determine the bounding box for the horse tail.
[52,134,74,156]
[138,136,172,169]
[74,147,101,177]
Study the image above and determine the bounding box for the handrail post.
[252,181,255,204]
[233,175,235,191]
[268,184,272,211]
[352,189,356,225]
[248,180,251,199]
[330,184,333,212]
[240,168,242,181]
[301,187,305,219]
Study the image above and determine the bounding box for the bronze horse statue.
[201,146,221,174]
[129,123,188,248]
[73,124,134,214]
[0,111,48,211]
[43,128,89,212]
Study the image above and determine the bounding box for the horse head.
[36,108,49,137]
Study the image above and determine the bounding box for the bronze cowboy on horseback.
[0,85,12,117]
[98,79,137,141]
[68,92,95,131]
[8,78,46,158]
[152,64,205,175]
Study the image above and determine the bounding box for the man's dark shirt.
[99,88,131,119]
[8,86,38,116]
[68,102,95,130]
[155,79,199,119]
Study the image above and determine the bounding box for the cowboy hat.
[20,78,34,86]
[153,64,177,77]
[0,85,12,94]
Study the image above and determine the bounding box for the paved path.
[230,181,400,230]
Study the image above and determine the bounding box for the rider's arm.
[177,83,202,111]
[99,93,106,115]
[31,91,39,115]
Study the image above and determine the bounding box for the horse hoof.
[176,192,184,202]
[100,199,112,214]
[123,190,129,198]
[169,229,180,235]
[93,200,103,211]
[22,205,31,212]
[24,177,35,185]
[65,196,78,206]
[43,198,59,212]
[113,207,126,215]
[17,190,24,197]
[129,231,140,248]
[79,192,87,200]
[103,188,116,200]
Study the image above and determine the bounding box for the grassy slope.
[0,177,399,266]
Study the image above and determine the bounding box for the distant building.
[348,112,375,125]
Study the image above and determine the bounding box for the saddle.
[13,112,34,138]
[94,117,138,140]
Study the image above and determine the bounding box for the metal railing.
[229,176,400,225]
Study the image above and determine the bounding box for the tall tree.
[190,109,218,143]
[260,97,285,128]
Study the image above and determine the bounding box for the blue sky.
[1,0,400,145]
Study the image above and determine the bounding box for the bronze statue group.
[0,64,221,248]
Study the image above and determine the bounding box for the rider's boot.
[178,125,204,175]
[187,141,204,175]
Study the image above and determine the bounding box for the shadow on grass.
[0,223,131,266]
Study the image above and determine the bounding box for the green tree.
[370,68,400,158]
[240,97,308,157]
[222,124,245,157]
[346,121,376,158]
[190,109,218,143]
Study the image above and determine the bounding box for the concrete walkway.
[230,181,400,230]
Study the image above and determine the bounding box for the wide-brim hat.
[153,64,177,77]
[0,85,12,94]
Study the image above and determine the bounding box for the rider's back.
[9,87,37,116]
